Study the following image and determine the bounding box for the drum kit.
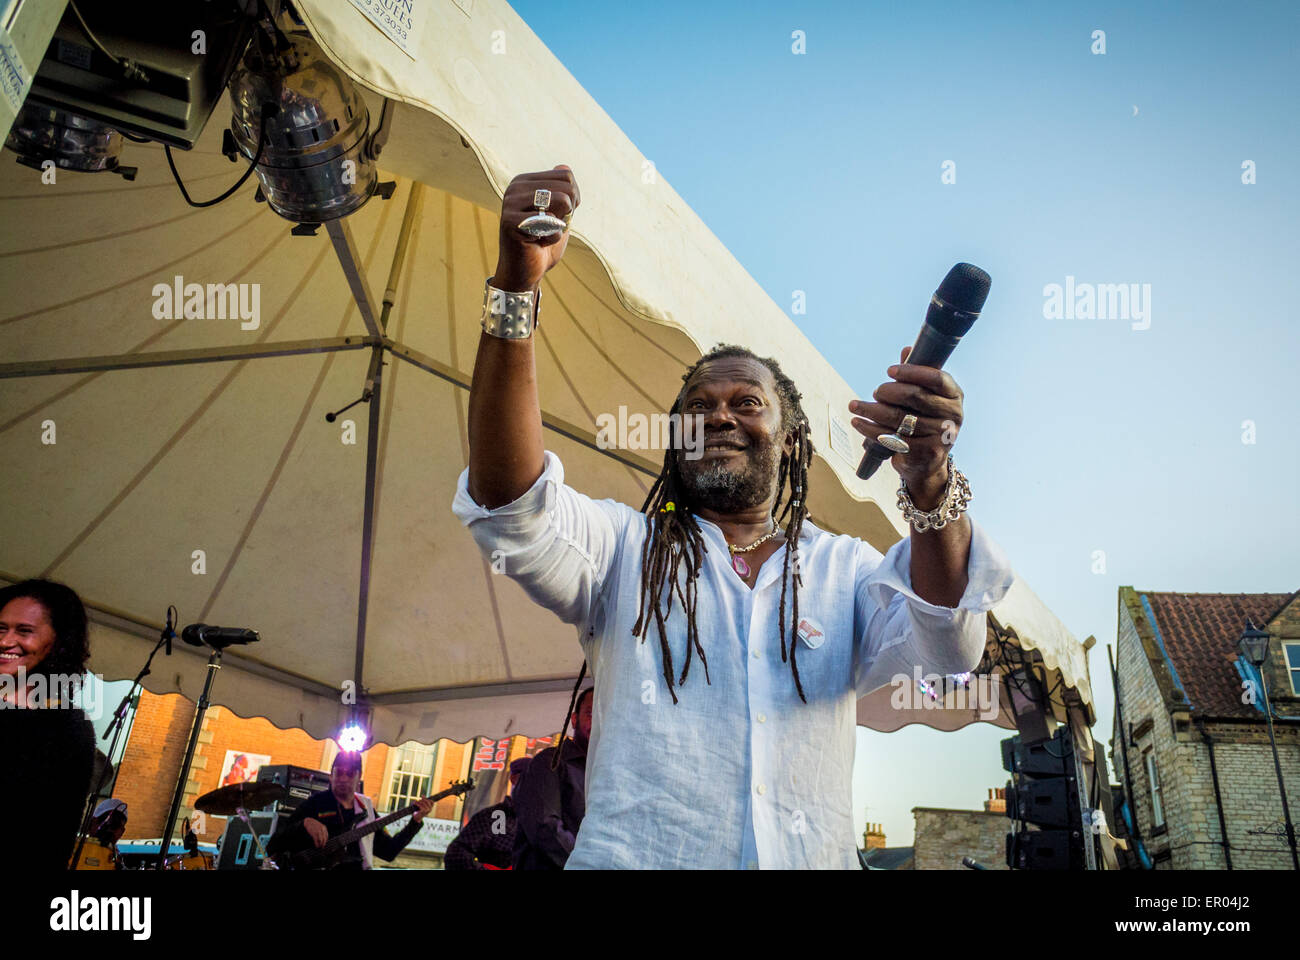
[71,780,288,871]
[163,813,216,871]
[68,838,119,871]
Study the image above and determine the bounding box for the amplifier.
[255,764,331,813]
[216,812,277,871]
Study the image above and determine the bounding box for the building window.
[1144,748,1165,829]
[1285,642,1300,696]
[385,742,437,813]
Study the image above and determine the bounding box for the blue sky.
[511,0,1300,849]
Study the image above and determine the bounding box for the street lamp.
[1238,622,1271,668]
[1237,620,1299,870]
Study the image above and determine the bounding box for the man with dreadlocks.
[451,166,1016,869]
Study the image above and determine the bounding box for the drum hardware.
[69,837,118,871]
[163,851,215,870]
[195,781,288,816]
[196,782,288,870]
[161,816,214,870]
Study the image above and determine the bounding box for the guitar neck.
[323,784,461,853]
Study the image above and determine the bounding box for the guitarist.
[266,752,432,870]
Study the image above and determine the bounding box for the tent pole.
[350,182,423,707]
[353,346,384,697]
[378,181,424,332]
[327,218,382,337]
[383,343,662,479]
[0,337,371,380]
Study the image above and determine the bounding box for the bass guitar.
[273,778,474,870]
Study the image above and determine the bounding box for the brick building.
[1110,587,1300,869]
[108,688,553,868]
[911,787,1010,870]
[859,821,914,870]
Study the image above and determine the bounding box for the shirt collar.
[334,792,368,816]
[690,513,819,545]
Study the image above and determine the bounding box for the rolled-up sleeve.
[852,516,1016,697]
[451,451,634,628]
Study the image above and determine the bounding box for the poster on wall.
[218,750,272,787]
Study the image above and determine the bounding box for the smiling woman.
[0,579,97,870]
[0,580,90,683]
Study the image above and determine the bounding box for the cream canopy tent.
[0,0,1091,747]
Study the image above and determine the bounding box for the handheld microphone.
[856,262,991,481]
[180,623,261,649]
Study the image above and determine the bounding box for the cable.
[159,0,288,208]
[992,634,1070,712]
[69,1,149,84]
[164,106,276,208]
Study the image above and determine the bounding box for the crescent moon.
[1132,105,1139,117]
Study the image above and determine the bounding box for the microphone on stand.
[161,605,177,656]
[181,623,261,649]
[856,263,991,481]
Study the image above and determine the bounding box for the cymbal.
[194,781,287,816]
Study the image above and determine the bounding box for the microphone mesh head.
[936,263,992,314]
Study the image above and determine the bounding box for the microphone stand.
[70,616,172,870]
[156,644,223,869]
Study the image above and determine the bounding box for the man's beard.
[677,438,782,514]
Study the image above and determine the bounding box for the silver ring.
[876,434,910,454]
[897,414,918,438]
[517,188,568,238]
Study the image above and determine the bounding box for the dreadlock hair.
[632,344,815,704]
[551,664,593,772]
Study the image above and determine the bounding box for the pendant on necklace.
[731,553,750,578]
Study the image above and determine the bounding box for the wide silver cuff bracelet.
[481,275,541,339]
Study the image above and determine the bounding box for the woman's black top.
[1,706,96,869]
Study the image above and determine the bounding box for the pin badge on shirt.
[796,618,825,649]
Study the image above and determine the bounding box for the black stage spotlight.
[5,103,136,179]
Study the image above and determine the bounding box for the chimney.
[984,787,1006,814]
[863,822,886,850]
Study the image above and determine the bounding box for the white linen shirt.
[452,452,1016,869]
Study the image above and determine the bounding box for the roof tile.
[1141,591,1296,718]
